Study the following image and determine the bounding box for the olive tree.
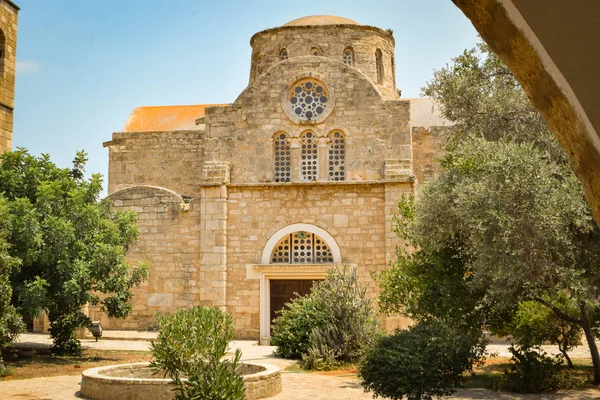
[379,40,600,385]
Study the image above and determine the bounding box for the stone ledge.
[225,178,413,188]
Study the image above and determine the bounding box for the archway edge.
[261,223,342,264]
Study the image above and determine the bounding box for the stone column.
[199,161,230,310]
[317,137,329,181]
[290,137,301,182]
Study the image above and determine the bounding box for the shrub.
[301,266,380,370]
[150,306,245,400]
[502,345,563,393]
[271,266,380,369]
[359,321,485,400]
[270,294,325,359]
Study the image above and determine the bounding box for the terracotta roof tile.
[122,104,228,132]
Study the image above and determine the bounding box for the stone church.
[91,15,448,344]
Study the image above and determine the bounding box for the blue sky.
[13,0,478,194]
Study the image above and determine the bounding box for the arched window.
[375,49,384,85]
[270,231,334,264]
[274,132,291,182]
[328,131,346,181]
[301,131,318,181]
[280,49,288,61]
[310,47,322,56]
[343,47,354,66]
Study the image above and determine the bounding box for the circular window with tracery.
[288,78,330,122]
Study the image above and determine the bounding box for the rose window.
[288,79,329,121]
[270,232,334,264]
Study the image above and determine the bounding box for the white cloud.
[16,60,42,75]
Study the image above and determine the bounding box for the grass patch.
[0,349,152,380]
[463,357,596,391]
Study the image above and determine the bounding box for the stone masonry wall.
[226,182,411,338]
[205,58,411,184]
[88,186,202,329]
[104,130,206,196]
[250,25,397,99]
[411,126,451,185]
[0,0,18,153]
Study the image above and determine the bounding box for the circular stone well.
[80,362,281,400]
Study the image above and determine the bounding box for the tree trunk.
[580,301,600,385]
[558,343,574,369]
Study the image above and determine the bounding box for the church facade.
[93,16,448,343]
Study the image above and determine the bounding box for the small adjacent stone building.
[93,15,448,344]
[0,0,18,153]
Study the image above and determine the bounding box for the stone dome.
[283,15,360,27]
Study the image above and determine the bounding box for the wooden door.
[270,279,320,333]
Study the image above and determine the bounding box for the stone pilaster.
[317,137,329,181]
[199,161,229,310]
[290,137,301,182]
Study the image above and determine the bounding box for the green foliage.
[271,266,380,369]
[0,198,25,373]
[421,42,563,162]
[301,266,380,370]
[359,321,485,400]
[507,296,581,368]
[379,38,600,385]
[0,149,148,355]
[271,294,325,359]
[502,345,563,393]
[150,306,245,400]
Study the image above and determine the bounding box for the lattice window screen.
[270,232,334,264]
[274,133,291,182]
[301,132,318,181]
[328,131,346,181]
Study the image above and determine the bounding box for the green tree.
[507,296,581,369]
[0,149,148,355]
[0,198,25,375]
[379,40,600,385]
[392,139,600,383]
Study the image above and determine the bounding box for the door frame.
[256,265,328,345]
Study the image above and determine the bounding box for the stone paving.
[1,332,600,399]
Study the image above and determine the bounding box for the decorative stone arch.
[254,223,343,344]
[261,223,342,264]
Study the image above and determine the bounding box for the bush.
[271,266,380,369]
[301,267,380,370]
[502,345,563,393]
[359,321,485,400]
[270,294,325,359]
[150,306,245,400]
